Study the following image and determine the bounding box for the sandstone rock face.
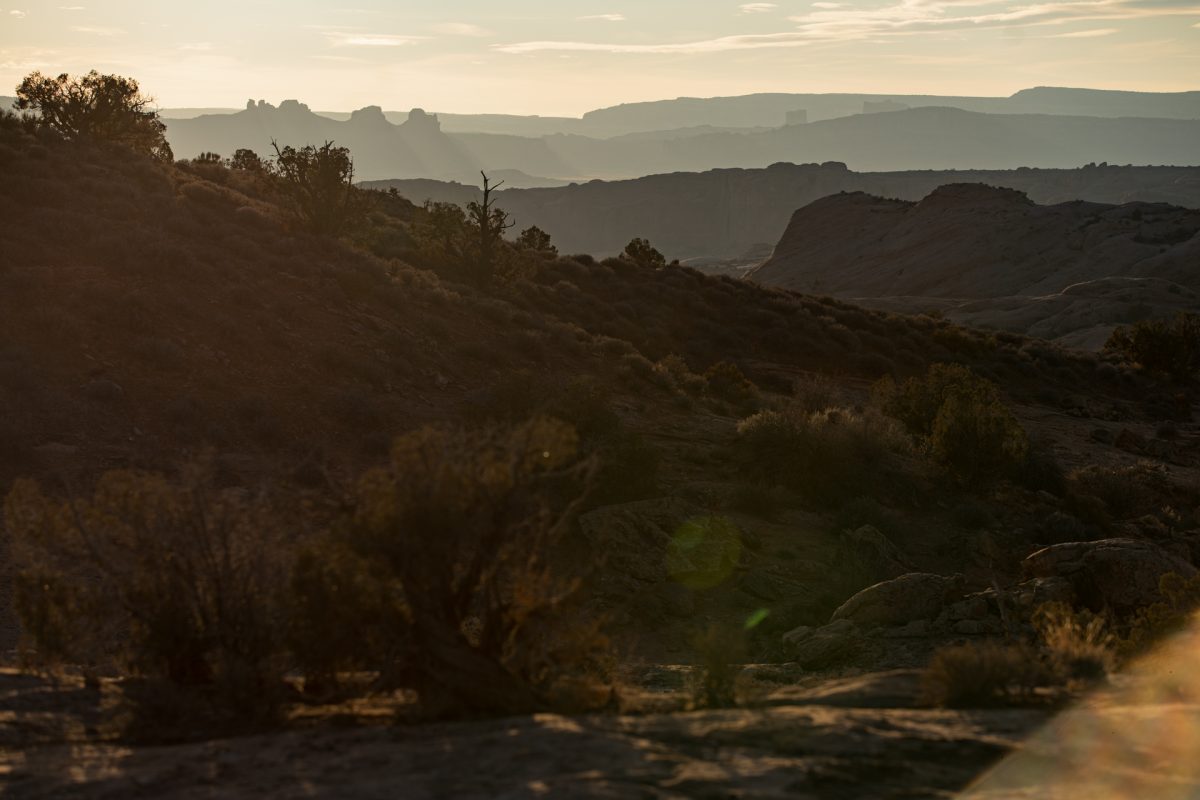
[1023,538,1197,613]
[750,186,1200,348]
[831,525,911,596]
[831,573,965,627]
[578,497,704,586]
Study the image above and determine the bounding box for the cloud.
[579,13,626,21]
[10,9,26,17]
[1051,25,1120,34]
[72,25,123,35]
[502,0,1200,54]
[497,31,821,54]
[739,3,778,12]
[432,22,492,37]
[326,33,424,47]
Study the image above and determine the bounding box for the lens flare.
[667,515,742,590]
[962,615,1200,798]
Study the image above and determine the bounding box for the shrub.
[15,70,172,161]
[876,363,1029,485]
[792,373,843,413]
[930,390,1029,485]
[1105,312,1200,383]
[1032,602,1114,684]
[5,465,291,727]
[734,406,907,507]
[272,140,365,237]
[305,418,609,716]
[655,354,706,395]
[691,624,746,709]
[622,237,667,269]
[704,361,759,406]
[1068,463,1166,520]
[920,641,1046,708]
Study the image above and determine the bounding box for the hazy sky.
[2,0,1198,115]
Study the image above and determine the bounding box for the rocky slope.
[366,163,1200,260]
[751,184,1200,347]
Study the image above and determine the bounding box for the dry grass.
[920,641,1048,708]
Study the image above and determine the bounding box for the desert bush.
[1068,463,1166,520]
[5,465,292,726]
[622,237,667,269]
[272,140,365,237]
[920,641,1046,708]
[15,70,172,161]
[792,373,844,413]
[876,363,1029,485]
[704,360,759,406]
[655,354,707,395]
[930,391,1029,485]
[1105,312,1200,383]
[690,624,746,709]
[299,418,609,716]
[735,405,907,507]
[1032,602,1114,683]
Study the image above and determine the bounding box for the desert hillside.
[3,105,1200,798]
[751,184,1200,347]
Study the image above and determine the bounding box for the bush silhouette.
[272,140,363,237]
[14,70,172,161]
[1105,312,1200,383]
[299,418,608,716]
[5,465,291,726]
[517,224,557,255]
[877,363,1028,484]
[622,237,667,269]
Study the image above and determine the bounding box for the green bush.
[930,391,1029,485]
[1105,312,1200,383]
[704,360,759,406]
[734,405,907,507]
[876,363,1029,485]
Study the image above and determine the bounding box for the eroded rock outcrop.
[1023,538,1197,613]
[831,573,966,628]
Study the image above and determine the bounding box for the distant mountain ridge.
[364,163,1200,260]
[163,100,1200,183]
[150,86,1200,134]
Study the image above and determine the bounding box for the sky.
[1,0,1198,116]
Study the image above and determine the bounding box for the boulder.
[1023,538,1196,613]
[781,619,862,669]
[831,573,966,628]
